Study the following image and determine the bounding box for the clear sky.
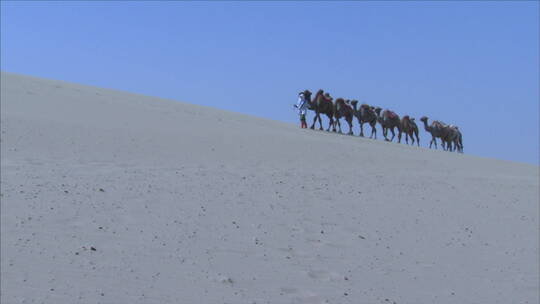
[1,1,538,164]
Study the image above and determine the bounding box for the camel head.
[410,117,415,121]
[374,107,382,115]
[302,90,312,102]
[420,116,428,122]
[403,115,410,121]
[349,100,358,111]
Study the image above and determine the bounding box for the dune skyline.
[0,69,535,166]
[2,1,538,164]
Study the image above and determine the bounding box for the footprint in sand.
[293,292,326,304]
[306,269,341,282]
[280,287,298,295]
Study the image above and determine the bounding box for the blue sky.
[1,1,538,164]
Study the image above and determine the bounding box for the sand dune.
[1,72,538,304]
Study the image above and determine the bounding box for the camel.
[351,101,377,139]
[374,107,401,142]
[453,126,464,153]
[399,115,420,146]
[419,116,449,149]
[333,98,354,135]
[441,124,463,153]
[306,89,334,131]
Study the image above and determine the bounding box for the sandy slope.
[1,72,538,304]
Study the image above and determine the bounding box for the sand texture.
[1,72,538,304]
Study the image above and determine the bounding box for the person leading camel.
[294,91,309,128]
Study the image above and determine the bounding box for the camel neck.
[422,120,430,131]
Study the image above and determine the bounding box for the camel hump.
[386,110,398,119]
[433,121,446,128]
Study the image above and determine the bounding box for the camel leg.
[389,127,396,142]
[318,113,324,130]
[327,117,333,132]
[334,118,340,133]
[415,132,420,147]
[397,129,402,143]
[317,113,322,129]
[406,133,409,145]
[359,122,364,137]
[347,119,353,135]
[371,123,376,139]
[310,113,317,129]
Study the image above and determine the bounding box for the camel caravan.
[294,89,463,153]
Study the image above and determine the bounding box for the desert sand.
[1,72,538,304]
